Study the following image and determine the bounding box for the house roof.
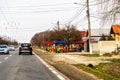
[80,31,87,37]
[110,25,120,34]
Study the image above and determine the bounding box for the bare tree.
[98,0,120,24]
[31,22,82,49]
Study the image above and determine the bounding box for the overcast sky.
[0,0,104,43]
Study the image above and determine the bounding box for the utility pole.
[86,0,92,53]
[57,21,60,31]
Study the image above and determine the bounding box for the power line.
[4,0,19,29]
[1,24,54,31]
[65,6,86,24]
[0,8,7,20]
[0,7,9,30]
[74,15,88,26]
[1,6,79,11]
[0,7,79,14]
[0,3,75,8]
[74,0,109,6]
[72,0,110,28]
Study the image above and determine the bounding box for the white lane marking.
[57,75,65,80]
[45,64,49,67]
[10,55,12,56]
[33,52,66,80]
[5,57,8,60]
[52,70,57,74]
[49,67,53,70]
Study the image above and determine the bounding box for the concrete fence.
[91,41,120,53]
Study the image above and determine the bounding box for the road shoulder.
[33,49,98,80]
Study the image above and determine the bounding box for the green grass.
[80,54,100,57]
[102,53,112,57]
[80,53,113,57]
[74,59,120,80]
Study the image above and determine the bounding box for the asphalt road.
[0,48,64,80]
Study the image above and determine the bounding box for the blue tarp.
[54,40,67,45]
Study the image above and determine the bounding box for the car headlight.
[4,49,8,52]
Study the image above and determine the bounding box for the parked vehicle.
[19,43,32,55]
[8,45,15,51]
[0,45,9,54]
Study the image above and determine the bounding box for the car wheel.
[7,51,9,54]
[30,52,32,55]
[19,52,21,55]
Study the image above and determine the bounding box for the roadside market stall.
[42,41,54,51]
[53,40,67,53]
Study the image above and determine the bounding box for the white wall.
[92,41,119,53]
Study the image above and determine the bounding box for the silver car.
[8,45,15,51]
[0,45,9,54]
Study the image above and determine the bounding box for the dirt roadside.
[34,49,100,80]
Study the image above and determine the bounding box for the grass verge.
[74,59,120,80]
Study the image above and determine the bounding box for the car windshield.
[8,45,14,47]
[21,43,31,47]
[0,45,7,48]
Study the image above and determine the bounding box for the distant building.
[74,31,87,44]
